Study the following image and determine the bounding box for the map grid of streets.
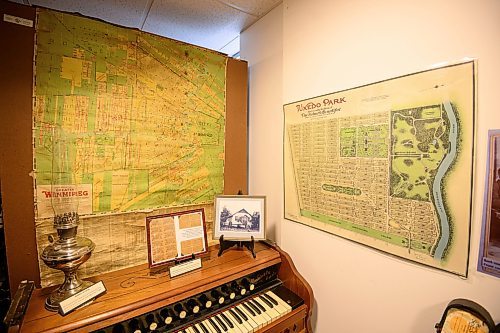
[284,62,475,276]
[33,9,227,286]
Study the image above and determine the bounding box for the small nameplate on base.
[169,258,202,278]
[58,281,106,316]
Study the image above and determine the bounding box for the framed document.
[214,195,266,240]
[146,209,208,268]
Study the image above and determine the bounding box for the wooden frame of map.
[284,60,476,277]
[146,209,208,268]
[213,195,266,240]
[478,129,500,278]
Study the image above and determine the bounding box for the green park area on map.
[390,105,449,202]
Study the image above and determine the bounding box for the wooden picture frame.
[146,209,208,268]
[213,195,266,240]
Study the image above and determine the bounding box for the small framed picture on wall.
[213,195,266,241]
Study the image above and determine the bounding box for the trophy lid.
[54,212,79,230]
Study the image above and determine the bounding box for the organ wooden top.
[20,241,313,333]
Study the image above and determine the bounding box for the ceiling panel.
[220,0,282,17]
[7,0,282,54]
[20,0,152,29]
[143,0,253,52]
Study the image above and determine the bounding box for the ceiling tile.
[28,0,151,28]
[142,0,254,52]
[7,0,283,53]
[219,0,282,17]
[220,35,240,56]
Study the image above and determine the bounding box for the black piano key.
[259,295,273,308]
[220,312,234,328]
[208,317,222,333]
[229,309,243,325]
[199,321,210,333]
[234,306,248,321]
[247,300,261,314]
[192,324,201,333]
[214,315,228,331]
[242,302,256,316]
[271,285,305,310]
[262,293,279,306]
[251,298,266,313]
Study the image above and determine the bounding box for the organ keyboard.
[15,241,313,333]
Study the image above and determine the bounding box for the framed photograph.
[214,195,266,240]
[146,209,208,268]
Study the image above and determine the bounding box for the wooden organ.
[16,241,313,333]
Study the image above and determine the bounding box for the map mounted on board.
[284,62,475,276]
[33,9,227,219]
[32,8,227,286]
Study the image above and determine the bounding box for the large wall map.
[33,9,227,285]
[284,62,475,276]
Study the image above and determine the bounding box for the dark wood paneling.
[225,58,249,195]
[0,1,40,292]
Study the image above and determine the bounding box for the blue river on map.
[432,101,457,260]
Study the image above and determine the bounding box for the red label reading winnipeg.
[41,189,89,198]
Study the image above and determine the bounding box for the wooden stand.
[218,235,256,258]
[174,253,195,265]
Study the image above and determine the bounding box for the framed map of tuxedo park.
[284,61,476,276]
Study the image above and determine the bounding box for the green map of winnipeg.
[33,9,227,215]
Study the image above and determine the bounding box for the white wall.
[242,0,500,332]
[241,5,283,244]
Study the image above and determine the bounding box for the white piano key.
[254,296,281,322]
[263,291,288,316]
[250,298,274,324]
[186,327,197,333]
[235,304,259,332]
[213,314,230,333]
[201,319,217,333]
[208,316,225,333]
[244,299,271,326]
[256,294,282,320]
[237,303,265,330]
[194,323,204,333]
[220,311,243,333]
[215,313,237,333]
[228,307,253,333]
[267,290,292,313]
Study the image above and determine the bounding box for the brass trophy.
[40,211,95,311]
[40,128,96,311]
